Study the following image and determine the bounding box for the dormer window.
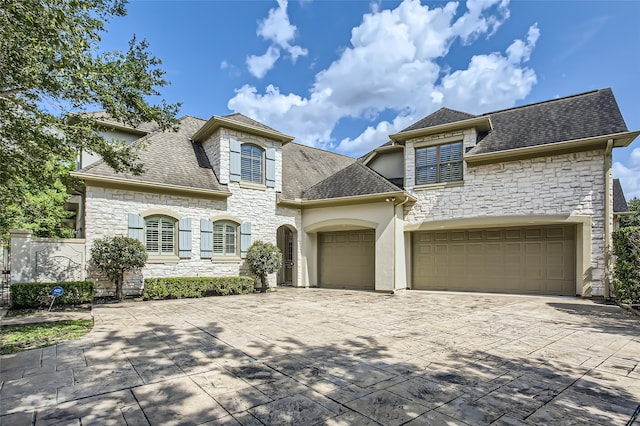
[229,139,276,188]
[241,144,264,184]
[415,141,463,185]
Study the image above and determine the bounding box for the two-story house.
[72,88,638,298]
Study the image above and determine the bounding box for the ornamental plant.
[89,236,147,300]
[246,241,282,293]
[612,226,640,304]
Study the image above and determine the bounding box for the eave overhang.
[94,119,150,136]
[192,116,294,144]
[71,172,231,200]
[465,131,640,166]
[277,191,416,208]
[389,116,492,143]
[362,144,403,166]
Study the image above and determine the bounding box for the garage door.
[412,225,575,295]
[319,230,375,290]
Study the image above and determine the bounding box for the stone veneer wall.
[84,185,301,296]
[404,142,608,295]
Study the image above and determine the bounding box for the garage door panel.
[413,225,575,295]
[319,230,374,290]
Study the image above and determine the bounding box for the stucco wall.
[403,146,608,295]
[301,201,401,292]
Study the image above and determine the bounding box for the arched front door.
[277,225,296,286]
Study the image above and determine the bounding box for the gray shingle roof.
[303,162,401,200]
[77,116,228,193]
[222,113,282,133]
[81,111,160,133]
[613,178,629,213]
[471,89,629,155]
[281,143,355,200]
[402,108,476,132]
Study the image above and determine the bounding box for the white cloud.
[247,0,308,78]
[614,147,640,200]
[231,0,539,156]
[246,46,281,79]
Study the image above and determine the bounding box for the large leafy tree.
[620,197,640,228]
[0,0,179,240]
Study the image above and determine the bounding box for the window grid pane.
[415,142,463,185]
[212,221,238,257]
[241,145,263,184]
[145,217,175,255]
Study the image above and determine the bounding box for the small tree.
[89,236,147,300]
[246,241,282,293]
[612,227,640,304]
[620,197,640,228]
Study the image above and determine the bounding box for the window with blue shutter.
[241,144,264,184]
[200,219,213,259]
[178,218,192,258]
[212,221,239,257]
[230,138,241,182]
[265,148,275,188]
[145,216,176,256]
[128,213,144,243]
[240,222,252,259]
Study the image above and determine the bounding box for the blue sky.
[98,0,640,200]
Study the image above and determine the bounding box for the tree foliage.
[612,227,640,305]
[246,241,283,293]
[620,197,640,228]
[89,235,147,300]
[0,0,179,238]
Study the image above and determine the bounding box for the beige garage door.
[412,225,575,295]
[319,231,375,290]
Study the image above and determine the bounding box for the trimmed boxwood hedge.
[10,281,94,309]
[142,277,255,300]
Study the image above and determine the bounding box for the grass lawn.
[0,320,93,355]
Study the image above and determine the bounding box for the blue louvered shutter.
[240,222,251,259]
[229,139,241,182]
[128,213,144,243]
[200,219,213,259]
[178,218,192,258]
[265,148,275,188]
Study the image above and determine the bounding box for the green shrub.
[142,277,254,300]
[89,235,147,300]
[246,241,282,293]
[10,281,94,309]
[612,226,640,304]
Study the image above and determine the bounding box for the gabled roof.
[80,110,160,134]
[192,112,294,144]
[303,162,402,200]
[73,116,230,197]
[402,107,476,132]
[470,89,630,155]
[281,143,355,200]
[613,178,629,214]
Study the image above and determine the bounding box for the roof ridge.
[438,106,475,117]
[288,142,356,160]
[482,88,607,116]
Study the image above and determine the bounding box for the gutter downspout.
[393,195,412,291]
[604,139,613,300]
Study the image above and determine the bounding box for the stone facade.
[403,146,608,295]
[83,126,302,297]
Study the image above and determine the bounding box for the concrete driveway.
[1,288,639,425]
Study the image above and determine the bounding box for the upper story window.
[241,144,264,184]
[415,141,463,185]
[145,216,176,256]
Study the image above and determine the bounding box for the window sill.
[212,257,242,263]
[147,255,180,264]
[239,181,267,191]
[414,180,464,191]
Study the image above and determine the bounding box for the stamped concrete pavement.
[1,288,640,425]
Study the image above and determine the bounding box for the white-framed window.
[213,220,239,257]
[241,144,264,184]
[415,141,463,185]
[145,216,176,256]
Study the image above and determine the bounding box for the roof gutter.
[192,116,295,144]
[389,116,492,143]
[277,191,416,208]
[71,172,232,199]
[465,131,640,165]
